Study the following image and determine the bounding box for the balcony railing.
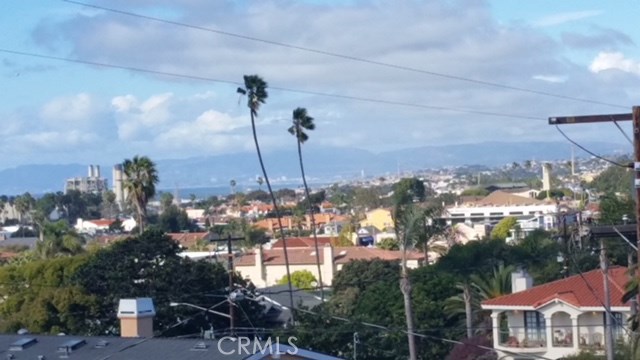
[578,333,604,351]
[498,331,546,349]
[552,328,573,347]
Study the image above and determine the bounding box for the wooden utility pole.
[633,106,640,321]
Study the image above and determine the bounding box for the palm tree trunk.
[250,112,295,323]
[400,256,417,360]
[297,138,325,300]
[463,283,473,338]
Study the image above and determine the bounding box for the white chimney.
[511,270,533,293]
[321,244,335,287]
[117,298,156,338]
[255,246,266,286]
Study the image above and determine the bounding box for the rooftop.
[482,267,629,309]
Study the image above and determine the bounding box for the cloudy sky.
[0,0,638,170]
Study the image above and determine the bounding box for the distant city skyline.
[1,0,638,169]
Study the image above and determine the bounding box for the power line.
[0,48,546,122]
[61,0,629,110]
[293,307,554,360]
[554,125,631,168]
[612,120,633,146]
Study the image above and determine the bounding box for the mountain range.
[0,141,628,195]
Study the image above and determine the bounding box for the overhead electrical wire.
[612,120,633,146]
[0,48,546,122]
[554,125,631,168]
[293,307,555,360]
[61,0,629,110]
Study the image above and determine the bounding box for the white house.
[75,218,137,234]
[481,268,631,360]
[444,191,557,230]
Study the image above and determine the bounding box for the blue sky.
[0,0,638,170]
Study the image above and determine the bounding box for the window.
[524,311,546,342]
[611,312,624,339]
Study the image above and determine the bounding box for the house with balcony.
[481,268,631,360]
[444,191,557,230]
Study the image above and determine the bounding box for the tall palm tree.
[288,107,324,300]
[393,204,424,360]
[237,74,295,321]
[122,156,159,234]
[256,176,264,190]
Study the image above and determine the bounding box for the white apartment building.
[444,191,558,230]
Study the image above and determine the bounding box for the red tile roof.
[88,219,116,227]
[167,232,209,248]
[234,247,424,266]
[482,267,629,309]
[271,237,335,248]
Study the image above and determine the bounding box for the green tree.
[277,270,317,290]
[237,74,294,316]
[590,164,633,198]
[102,190,117,219]
[72,230,260,336]
[490,216,518,241]
[288,107,324,300]
[32,221,85,260]
[393,178,427,205]
[158,204,193,233]
[293,260,460,360]
[0,256,99,335]
[160,192,174,212]
[123,155,159,234]
[599,194,635,224]
[378,237,399,250]
[393,204,425,360]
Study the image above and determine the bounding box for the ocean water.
[156,183,318,199]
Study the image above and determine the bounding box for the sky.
[0,0,639,170]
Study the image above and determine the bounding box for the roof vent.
[57,339,86,353]
[9,338,37,351]
[339,250,347,256]
[94,340,109,348]
[191,342,209,351]
[38,356,45,360]
[310,251,316,256]
[17,328,29,335]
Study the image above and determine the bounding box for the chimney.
[511,270,533,293]
[117,298,156,338]
[321,244,335,287]
[255,246,266,286]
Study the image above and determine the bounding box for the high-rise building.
[542,163,552,191]
[64,165,108,194]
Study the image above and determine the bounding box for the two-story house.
[481,268,631,360]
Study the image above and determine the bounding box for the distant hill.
[0,141,628,195]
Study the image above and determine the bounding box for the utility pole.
[633,106,640,318]
[209,231,245,337]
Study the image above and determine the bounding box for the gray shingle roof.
[0,334,342,359]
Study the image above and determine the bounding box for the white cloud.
[589,52,640,76]
[40,93,97,126]
[533,10,602,27]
